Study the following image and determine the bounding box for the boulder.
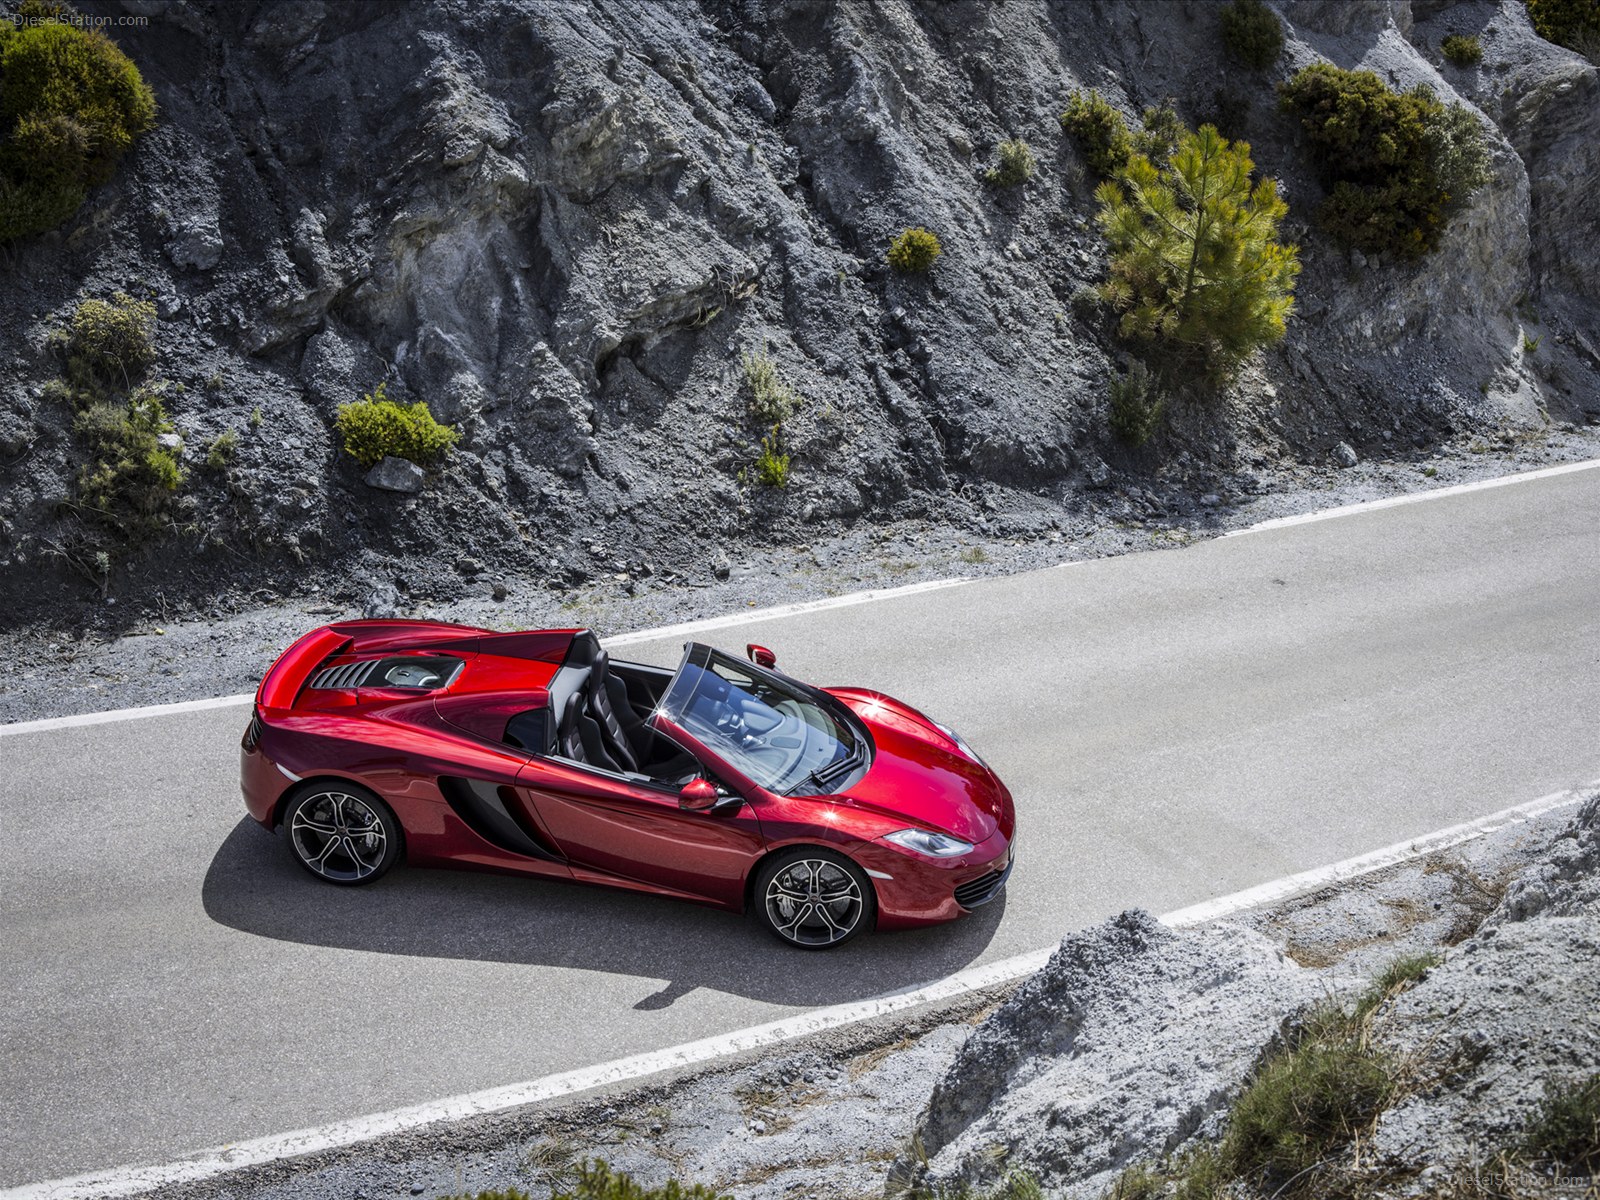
[364,456,425,493]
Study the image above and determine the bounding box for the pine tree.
[1095,125,1300,376]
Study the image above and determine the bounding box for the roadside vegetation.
[1525,0,1600,60]
[0,0,156,241]
[1442,34,1485,65]
[1097,956,1432,1199]
[1278,65,1490,259]
[450,1161,732,1199]
[43,292,182,543]
[741,347,800,488]
[1063,88,1300,442]
[334,381,459,468]
[1219,0,1284,69]
[1521,1071,1600,1171]
[1059,89,1134,178]
[1091,953,1600,1200]
[887,226,942,274]
[985,138,1035,188]
[1096,124,1299,381]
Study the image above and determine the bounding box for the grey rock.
[455,557,482,575]
[364,457,425,493]
[165,219,224,272]
[907,911,1330,1195]
[1082,454,1112,488]
[156,433,184,454]
[1367,793,1600,1170]
[1333,441,1359,468]
[710,550,731,581]
[363,584,402,620]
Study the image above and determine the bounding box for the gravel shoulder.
[6,427,1597,724]
[143,795,1588,1200]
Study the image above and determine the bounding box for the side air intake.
[437,777,561,862]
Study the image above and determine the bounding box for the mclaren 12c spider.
[241,620,1015,948]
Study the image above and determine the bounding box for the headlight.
[932,719,986,767]
[883,828,975,858]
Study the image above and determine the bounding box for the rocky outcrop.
[901,912,1333,1195]
[903,792,1600,1198]
[1,0,1596,628]
[1367,794,1600,1175]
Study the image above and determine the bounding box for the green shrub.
[1060,89,1133,177]
[71,383,181,537]
[1222,1017,1395,1183]
[887,226,941,273]
[902,1169,1043,1200]
[1525,0,1600,55]
[1220,0,1285,69]
[547,1160,731,1199]
[1279,65,1490,258]
[63,292,156,389]
[1364,952,1439,1008]
[334,382,458,468]
[754,426,790,487]
[742,347,798,426]
[1132,102,1183,166]
[1442,34,1485,64]
[1108,362,1165,445]
[0,11,156,240]
[1103,1161,1167,1200]
[203,429,237,471]
[1096,124,1300,375]
[1521,1072,1600,1170]
[985,138,1035,187]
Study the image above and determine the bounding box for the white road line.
[0,692,255,737]
[7,455,1597,738]
[0,578,973,738]
[9,782,1591,1200]
[599,576,971,648]
[1224,457,1600,538]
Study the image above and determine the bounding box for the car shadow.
[202,820,1009,1007]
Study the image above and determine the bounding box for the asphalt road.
[3,467,1598,1187]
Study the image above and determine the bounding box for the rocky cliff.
[1,0,1595,628]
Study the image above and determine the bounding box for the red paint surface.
[242,620,1016,933]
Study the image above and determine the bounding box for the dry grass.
[732,1075,830,1135]
[1423,857,1511,944]
[848,1034,921,1081]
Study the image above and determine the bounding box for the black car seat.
[587,652,642,772]
[556,693,587,762]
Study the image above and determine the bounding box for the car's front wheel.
[754,848,875,949]
[283,784,400,885]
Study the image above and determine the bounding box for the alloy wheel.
[763,857,864,947]
[289,790,390,883]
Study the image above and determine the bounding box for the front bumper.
[859,826,1014,930]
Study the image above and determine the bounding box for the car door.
[515,754,765,908]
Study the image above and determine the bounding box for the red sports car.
[241,620,1014,949]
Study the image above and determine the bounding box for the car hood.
[826,689,1006,844]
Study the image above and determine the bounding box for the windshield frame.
[647,643,872,797]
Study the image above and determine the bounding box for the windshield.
[653,645,866,795]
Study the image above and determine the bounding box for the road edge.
[7,783,1590,1200]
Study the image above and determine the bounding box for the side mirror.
[747,643,777,669]
[678,778,719,812]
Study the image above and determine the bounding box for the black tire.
[283,783,401,886]
[753,847,876,949]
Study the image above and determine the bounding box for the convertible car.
[241,620,1014,949]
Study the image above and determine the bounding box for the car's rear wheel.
[283,784,400,885]
[754,848,875,949]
